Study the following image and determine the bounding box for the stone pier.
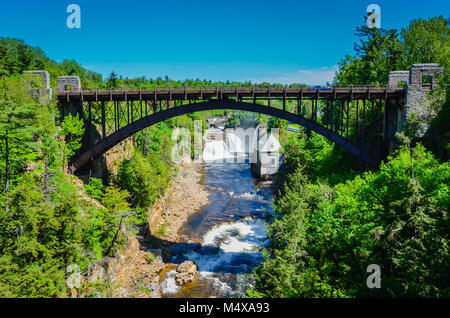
[57,76,83,117]
[388,63,444,137]
[22,70,52,103]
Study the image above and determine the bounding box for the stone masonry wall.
[388,64,444,137]
[57,76,81,92]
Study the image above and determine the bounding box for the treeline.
[0,37,102,87]
[249,16,449,298]
[103,72,308,90]
[0,36,306,90]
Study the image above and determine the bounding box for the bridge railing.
[60,84,397,93]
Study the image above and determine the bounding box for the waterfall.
[203,127,249,163]
[203,140,231,163]
[225,133,244,153]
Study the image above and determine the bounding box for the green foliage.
[144,252,156,263]
[251,136,450,298]
[0,57,129,296]
[117,150,171,210]
[0,170,85,297]
[267,117,286,130]
[106,72,122,88]
[0,74,94,297]
[171,113,207,158]
[84,178,104,200]
[401,16,450,84]
[282,130,357,185]
[156,221,170,237]
[0,76,40,188]
[61,113,85,159]
[83,187,131,258]
[0,37,103,87]
[199,109,228,117]
[102,186,130,213]
[422,90,450,160]
[125,113,206,212]
[135,121,173,158]
[335,16,449,85]
[226,111,257,128]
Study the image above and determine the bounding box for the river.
[160,126,274,298]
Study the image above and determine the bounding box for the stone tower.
[22,70,52,103]
[57,76,83,117]
[388,63,444,137]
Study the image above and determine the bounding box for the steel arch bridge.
[56,86,406,172]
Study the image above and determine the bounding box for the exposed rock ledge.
[175,260,199,285]
[149,163,210,244]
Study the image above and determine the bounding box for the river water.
[160,127,274,298]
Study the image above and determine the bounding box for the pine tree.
[0,76,40,212]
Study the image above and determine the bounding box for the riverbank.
[148,163,210,244]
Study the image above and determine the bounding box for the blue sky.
[0,0,448,84]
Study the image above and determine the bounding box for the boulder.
[175,260,198,285]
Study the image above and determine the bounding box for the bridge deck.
[57,86,405,102]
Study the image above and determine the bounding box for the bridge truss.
[57,86,405,172]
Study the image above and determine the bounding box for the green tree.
[84,178,104,200]
[106,72,121,88]
[401,15,450,82]
[117,151,171,210]
[0,76,40,212]
[335,25,403,85]
[61,113,85,159]
[84,186,131,258]
[0,164,86,297]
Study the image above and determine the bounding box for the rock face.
[175,260,198,285]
